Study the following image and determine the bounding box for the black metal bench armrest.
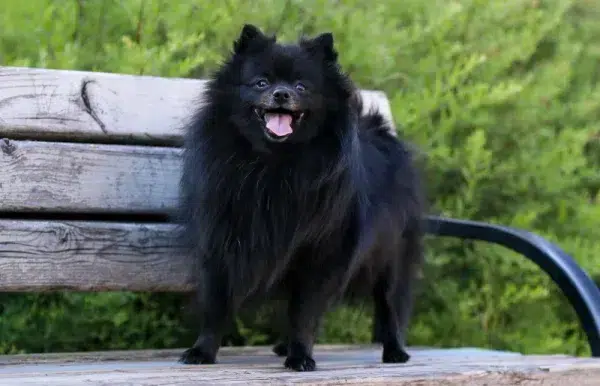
[425,215,600,357]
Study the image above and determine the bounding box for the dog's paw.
[272,341,288,357]
[179,347,216,365]
[284,354,316,371]
[382,345,410,364]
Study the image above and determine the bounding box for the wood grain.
[0,346,599,385]
[0,140,180,214]
[0,220,192,291]
[0,66,395,145]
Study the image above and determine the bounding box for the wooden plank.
[0,140,180,214]
[0,345,439,365]
[0,346,599,385]
[0,66,394,145]
[0,220,192,292]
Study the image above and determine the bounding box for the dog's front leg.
[179,268,234,365]
[284,260,350,372]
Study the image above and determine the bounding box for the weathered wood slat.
[0,66,394,144]
[0,220,191,292]
[1,346,599,385]
[0,140,180,214]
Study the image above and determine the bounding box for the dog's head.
[210,24,354,147]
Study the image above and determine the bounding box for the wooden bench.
[1,65,600,385]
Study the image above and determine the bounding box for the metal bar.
[425,215,600,357]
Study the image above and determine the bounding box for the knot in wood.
[54,227,72,245]
[0,138,16,155]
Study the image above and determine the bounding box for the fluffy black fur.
[177,24,425,372]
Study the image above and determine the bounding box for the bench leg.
[426,215,600,357]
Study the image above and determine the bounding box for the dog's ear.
[301,32,338,63]
[233,24,274,54]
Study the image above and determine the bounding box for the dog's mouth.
[254,108,305,141]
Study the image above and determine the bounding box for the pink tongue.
[265,113,293,136]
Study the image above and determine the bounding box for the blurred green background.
[1,0,600,356]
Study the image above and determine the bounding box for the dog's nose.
[272,88,291,102]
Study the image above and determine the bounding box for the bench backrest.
[0,66,396,292]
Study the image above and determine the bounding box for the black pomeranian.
[177,24,425,372]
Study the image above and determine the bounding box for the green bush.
[1,0,599,356]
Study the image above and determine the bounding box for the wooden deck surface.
[1,345,600,385]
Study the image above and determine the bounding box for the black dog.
[177,24,425,371]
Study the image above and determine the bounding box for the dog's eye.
[255,79,269,89]
[295,82,307,92]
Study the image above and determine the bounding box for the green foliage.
[1,0,599,356]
